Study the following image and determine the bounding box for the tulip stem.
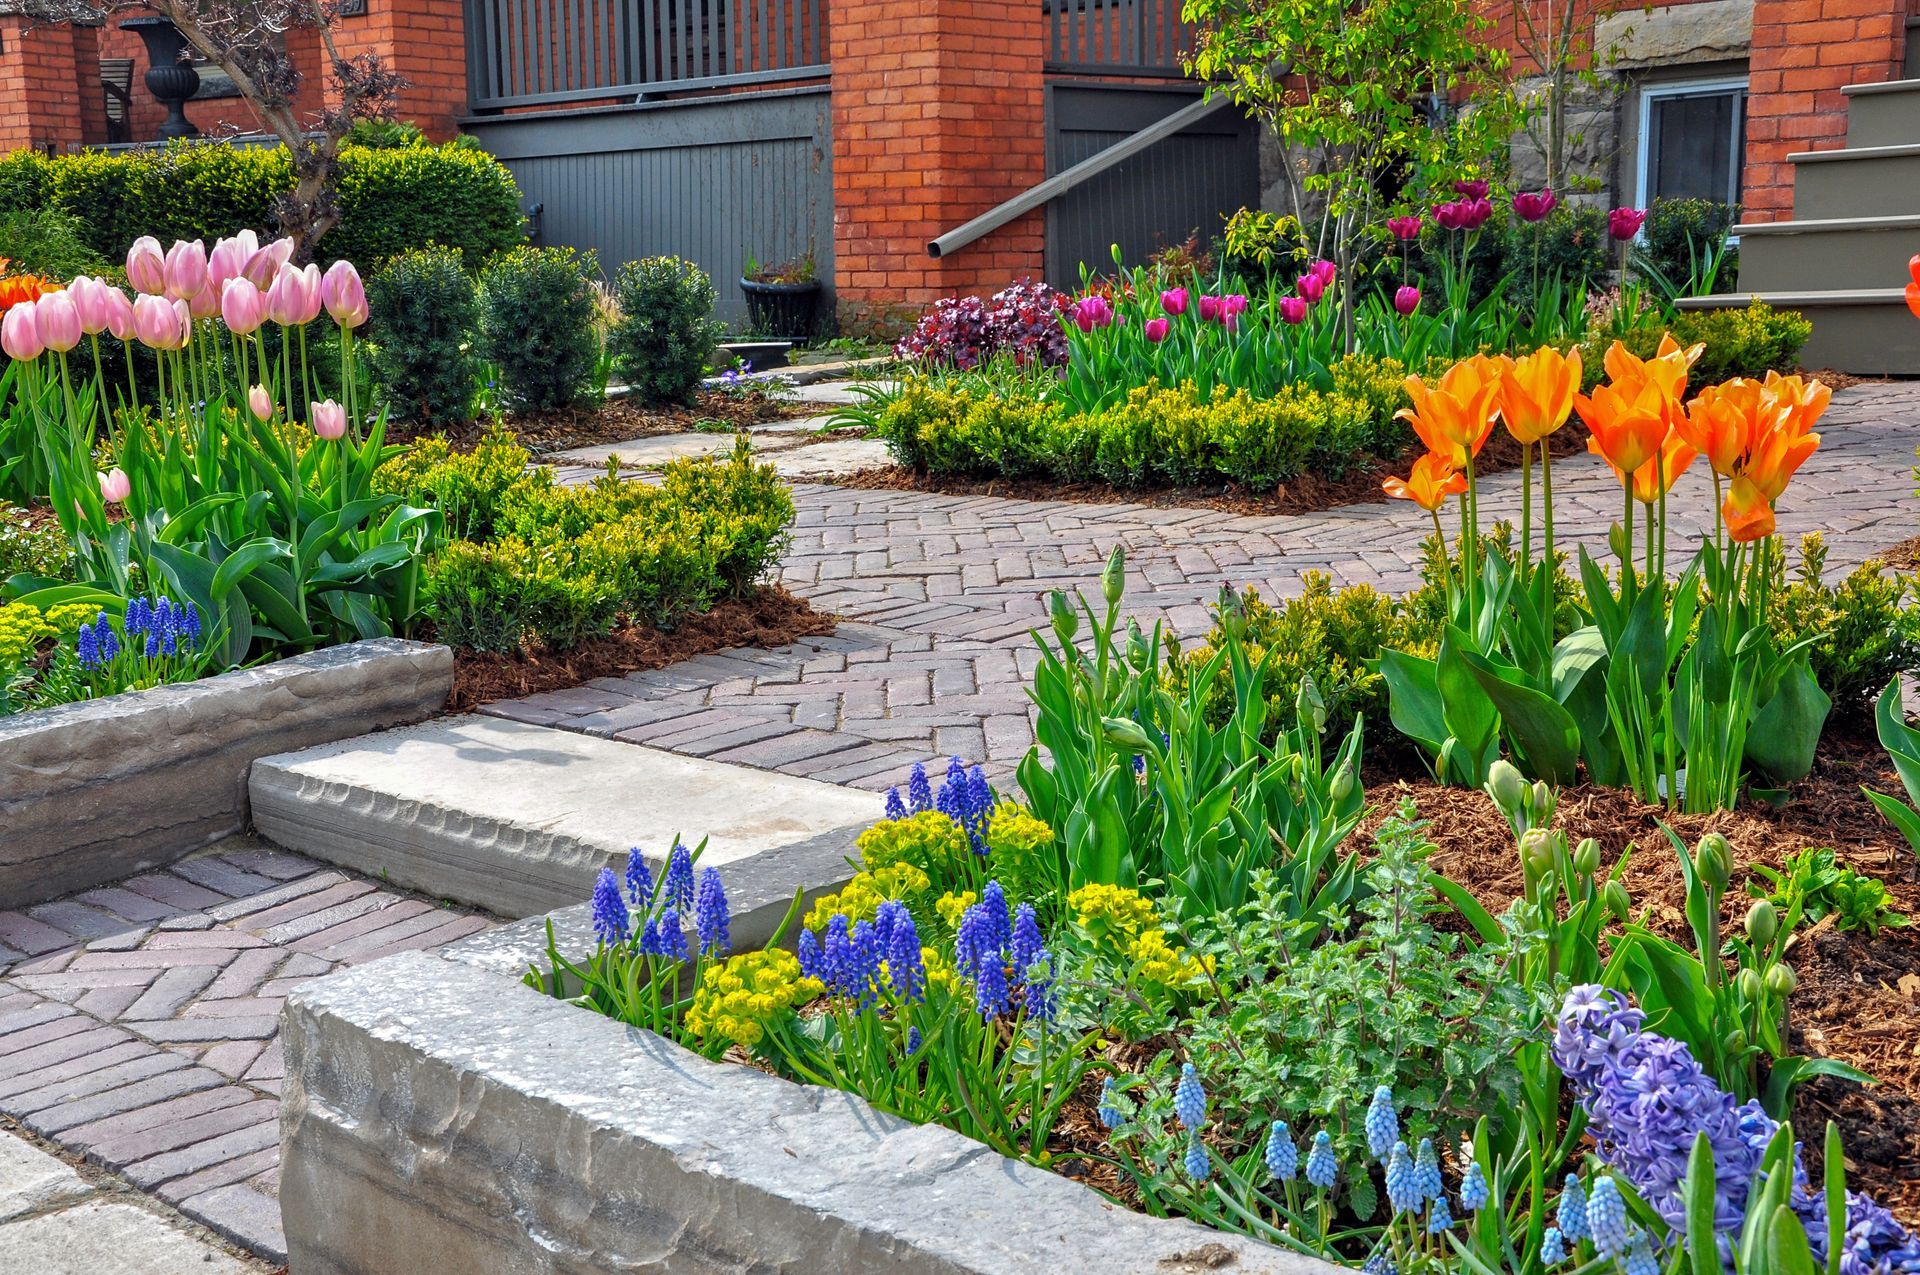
[1621,482,1635,595]
[1519,441,1533,593]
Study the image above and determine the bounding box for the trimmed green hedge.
[0,140,526,270]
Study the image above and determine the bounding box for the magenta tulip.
[310,398,348,440]
[1308,259,1337,287]
[97,467,131,504]
[1388,215,1423,241]
[1277,296,1308,325]
[1159,287,1189,316]
[102,287,136,342]
[1607,207,1647,241]
[163,240,208,302]
[1144,316,1170,343]
[1454,178,1490,200]
[248,384,273,420]
[1296,274,1325,305]
[126,237,167,296]
[1,304,43,361]
[1070,294,1113,333]
[1222,293,1249,317]
[1197,294,1221,321]
[221,278,265,335]
[320,261,368,328]
[1394,285,1421,316]
[1512,189,1558,224]
[67,276,117,336]
[35,293,82,353]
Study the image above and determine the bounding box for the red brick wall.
[829,0,1047,329]
[0,19,92,154]
[1743,0,1905,221]
[328,0,469,140]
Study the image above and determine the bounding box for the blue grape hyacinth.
[1097,1077,1123,1130]
[661,843,695,912]
[907,763,932,813]
[590,867,629,945]
[1265,1121,1297,1182]
[1010,903,1043,977]
[884,787,907,821]
[1365,1085,1399,1161]
[879,901,925,1002]
[1585,1175,1630,1259]
[1305,1131,1338,1190]
[1557,1175,1590,1242]
[623,848,654,908]
[1413,1138,1442,1202]
[693,867,730,955]
[641,908,687,961]
[1173,1063,1206,1131]
[1183,1131,1209,1182]
[1460,1157,1489,1212]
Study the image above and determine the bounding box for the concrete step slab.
[248,716,873,932]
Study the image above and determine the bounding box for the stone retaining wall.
[281,948,1334,1275]
[0,639,451,909]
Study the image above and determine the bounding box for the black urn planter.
[739,277,823,341]
[123,18,202,141]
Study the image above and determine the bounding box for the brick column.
[327,0,468,140]
[1743,0,1905,221]
[0,18,91,154]
[829,0,1048,331]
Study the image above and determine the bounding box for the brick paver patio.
[494,381,1920,788]
[0,844,488,1263]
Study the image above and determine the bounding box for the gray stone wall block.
[1595,0,1753,70]
[0,639,451,909]
[282,951,1337,1275]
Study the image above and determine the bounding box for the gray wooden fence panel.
[1044,83,1257,287]
[464,89,832,329]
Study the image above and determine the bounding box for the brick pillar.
[327,0,468,140]
[0,18,91,154]
[1743,0,1905,221]
[829,0,1047,331]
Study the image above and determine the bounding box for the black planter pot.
[123,18,202,141]
[739,277,823,341]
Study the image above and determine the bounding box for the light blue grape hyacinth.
[1412,1138,1442,1202]
[1540,1227,1569,1265]
[1586,1176,1630,1259]
[1173,1063,1206,1132]
[1385,1141,1420,1215]
[1265,1121,1297,1182]
[1460,1156,1489,1212]
[1305,1131,1338,1190]
[1365,1085,1399,1161]
[1558,1174,1591,1242]
[1183,1131,1210,1182]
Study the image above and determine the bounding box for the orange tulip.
[1723,473,1776,543]
[1383,452,1469,511]
[1679,378,1774,478]
[1602,334,1703,403]
[1576,377,1671,477]
[1761,370,1831,438]
[1740,418,1820,503]
[1909,254,1920,321]
[1497,346,1582,445]
[1616,433,1697,505]
[1397,357,1501,468]
[0,272,48,316]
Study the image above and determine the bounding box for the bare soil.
[387,389,814,455]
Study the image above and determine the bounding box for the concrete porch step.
[248,715,876,939]
[1678,288,1920,376]
[1843,78,1920,150]
[1733,213,1920,293]
[1791,143,1920,219]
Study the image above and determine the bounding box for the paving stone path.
[0,842,489,1263]
[495,381,1920,789]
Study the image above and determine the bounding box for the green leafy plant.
[608,256,721,406]
[366,247,480,425]
[1748,848,1907,937]
[0,207,107,281]
[476,245,602,414]
[1863,677,1920,857]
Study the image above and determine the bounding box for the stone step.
[1733,213,1920,294]
[248,715,875,941]
[1844,78,1920,150]
[1791,143,1920,220]
[1676,288,1920,376]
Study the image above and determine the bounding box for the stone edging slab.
[282,949,1332,1275]
[0,639,451,910]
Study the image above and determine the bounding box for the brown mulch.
[445,586,834,711]
[1358,733,1920,1221]
[1876,536,1920,572]
[385,389,813,455]
[830,427,1587,517]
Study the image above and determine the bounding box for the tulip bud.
[1393,285,1421,317]
[1047,589,1077,644]
[1602,879,1631,923]
[1519,828,1556,882]
[310,398,348,441]
[1531,780,1555,821]
[1297,676,1327,735]
[1100,546,1125,607]
[67,276,115,336]
[34,293,81,353]
[1330,762,1355,804]
[321,260,368,328]
[96,467,131,504]
[163,239,208,302]
[1,303,44,362]
[1766,964,1798,998]
[1101,716,1155,752]
[248,385,273,420]
[1736,968,1763,1003]
[1126,621,1150,672]
[1572,837,1601,878]
[1486,759,1526,816]
[1745,899,1778,950]
[126,236,168,295]
[102,287,136,342]
[1694,833,1732,893]
[1724,1028,1748,1056]
[221,278,265,336]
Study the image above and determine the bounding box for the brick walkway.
[492,381,1920,788]
[0,844,488,1263]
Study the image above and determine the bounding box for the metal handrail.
[927,91,1234,259]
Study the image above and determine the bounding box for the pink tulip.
[1,304,43,361]
[132,294,188,350]
[1159,287,1189,316]
[1394,285,1421,316]
[35,293,82,353]
[1221,293,1249,316]
[1277,296,1308,325]
[97,467,131,504]
[126,237,167,295]
[1197,294,1221,322]
[1144,316,1170,343]
[1296,274,1325,305]
[163,239,208,302]
[266,263,321,326]
[67,276,117,336]
[187,284,221,321]
[310,398,348,440]
[207,231,259,292]
[248,385,273,420]
[1308,259,1337,287]
[103,287,136,342]
[221,278,265,335]
[321,261,367,328]
[242,237,295,290]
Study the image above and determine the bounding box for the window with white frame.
[1636,77,1748,207]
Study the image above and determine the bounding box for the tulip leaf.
[1873,679,1920,806]
[1459,647,1581,786]
[1745,654,1830,786]
[1379,647,1447,755]
[1863,788,1920,858]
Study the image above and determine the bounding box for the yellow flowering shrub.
[683,948,821,1049]
[0,600,96,669]
[1065,883,1210,991]
[856,810,969,882]
[800,862,931,932]
[935,890,978,929]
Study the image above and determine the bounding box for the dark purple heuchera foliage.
[1553,986,1920,1274]
[894,279,1068,370]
